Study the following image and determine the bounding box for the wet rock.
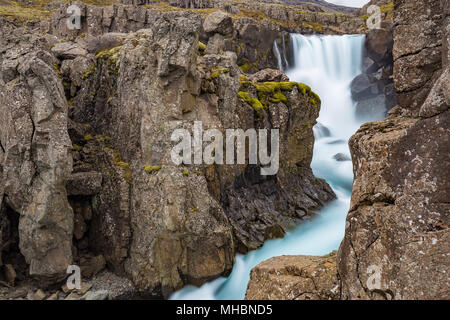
[351,74,383,101]
[246,252,339,300]
[339,112,449,299]
[355,95,387,121]
[314,123,331,139]
[365,29,393,64]
[333,153,351,162]
[76,33,127,53]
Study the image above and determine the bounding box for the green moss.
[72,144,83,151]
[182,169,189,176]
[187,207,198,214]
[84,134,93,141]
[269,91,288,104]
[82,65,96,80]
[53,64,60,74]
[198,41,207,55]
[238,80,321,117]
[95,46,122,69]
[210,67,230,79]
[380,1,394,13]
[144,165,162,174]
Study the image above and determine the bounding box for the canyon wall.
[246,0,449,300]
[0,3,334,298]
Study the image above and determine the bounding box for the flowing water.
[171,34,366,300]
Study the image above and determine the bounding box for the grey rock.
[66,172,103,196]
[333,153,351,162]
[82,290,109,300]
[0,29,73,283]
[203,10,233,36]
[247,69,290,83]
[51,42,88,59]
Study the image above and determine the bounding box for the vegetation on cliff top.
[0,0,117,22]
[238,79,321,119]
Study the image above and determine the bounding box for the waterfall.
[273,40,283,71]
[171,34,366,300]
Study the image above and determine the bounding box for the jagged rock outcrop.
[0,27,74,283]
[351,22,396,121]
[245,252,339,300]
[0,2,335,298]
[245,0,448,301]
[392,0,444,115]
[338,0,449,300]
[66,9,333,295]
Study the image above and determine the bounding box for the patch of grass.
[82,65,96,80]
[210,67,230,79]
[144,165,162,174]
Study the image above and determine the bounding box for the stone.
[0,29,74,283]
[66,172,103,196]
[245,252,339,300]
[82,290,109,300]
[65,292,82,300]
[247,69,290,83]
[81,255,106,278]
[333,153,351,162]
[351,74,383,101]
[51,42,88,59]
[355,95,387,121]
[203,10,233,36]
[3,264,16,286]
[365,29,393,64]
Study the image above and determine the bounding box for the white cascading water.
[171,34,366,300]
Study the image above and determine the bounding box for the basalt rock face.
[392,0,445,115]
[1,4,334,298]
[338,0,449,300]
[0,27,74,283]
[351,28,396,121]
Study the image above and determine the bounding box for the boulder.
[333,153,351,162]
[246,252,340,300]
[365,29,393,64]
[350,74,383,101]
[355,95,387,121]
[203,10,233,36]
[66,172,103,196]
[51,42,88,59]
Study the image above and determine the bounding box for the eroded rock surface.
[0,27,73,283]
[245,252,339,300]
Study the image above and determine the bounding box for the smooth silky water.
[171,34,368,300]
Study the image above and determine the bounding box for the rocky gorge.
[0,0,448,301]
